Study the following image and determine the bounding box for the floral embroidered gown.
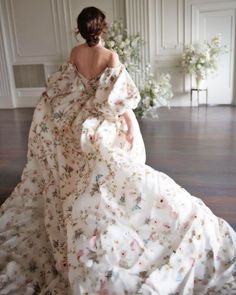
[0,61,236,295]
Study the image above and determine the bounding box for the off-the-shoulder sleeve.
[44,62,79,99]
[93,64,141,117]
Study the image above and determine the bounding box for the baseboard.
[0,96,14,108]
[14,88,43,108]
[15,96,40,108]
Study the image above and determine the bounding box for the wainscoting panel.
[155,0,184,58]
[5,0,63,63]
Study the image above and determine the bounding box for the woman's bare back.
[69,43,119,80]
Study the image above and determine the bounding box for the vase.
[195,74,205,90]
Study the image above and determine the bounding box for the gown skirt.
[0,62,235,295]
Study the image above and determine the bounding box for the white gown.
[0,62,236,295]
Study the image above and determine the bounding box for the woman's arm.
[122,110,134,146]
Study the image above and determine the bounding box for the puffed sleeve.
[93,64,141,117]
[44,62,79,99]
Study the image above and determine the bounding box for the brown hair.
[76,6,108,47]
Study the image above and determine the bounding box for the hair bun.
[77,7,108,47]
[86,34,100,47]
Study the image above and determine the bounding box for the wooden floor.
[0,106,236,230]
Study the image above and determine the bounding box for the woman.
[0,6,235,295]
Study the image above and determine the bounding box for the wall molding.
[155,0,184,59]
[61,0,74,58]
[160,0,181,49]
[6,0,63,63]
[125,0,150,86]
[0,29,11,98]
[185,0,236,42]
[0,0,15,108]
[112,0,125,20]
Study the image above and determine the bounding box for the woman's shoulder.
[69,44,85,62]
[69,44,120,68]
[106,49,120,68]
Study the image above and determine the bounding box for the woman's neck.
[85,38,103,48]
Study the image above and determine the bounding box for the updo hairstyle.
[76,6,108,47]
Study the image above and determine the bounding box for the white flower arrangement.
[179,35,227,83]
[104,19,142,73]
[134,65,173,118]
[104,19,173,118]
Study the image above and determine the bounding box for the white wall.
[0,0,235,108]
[126,0,236,106]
